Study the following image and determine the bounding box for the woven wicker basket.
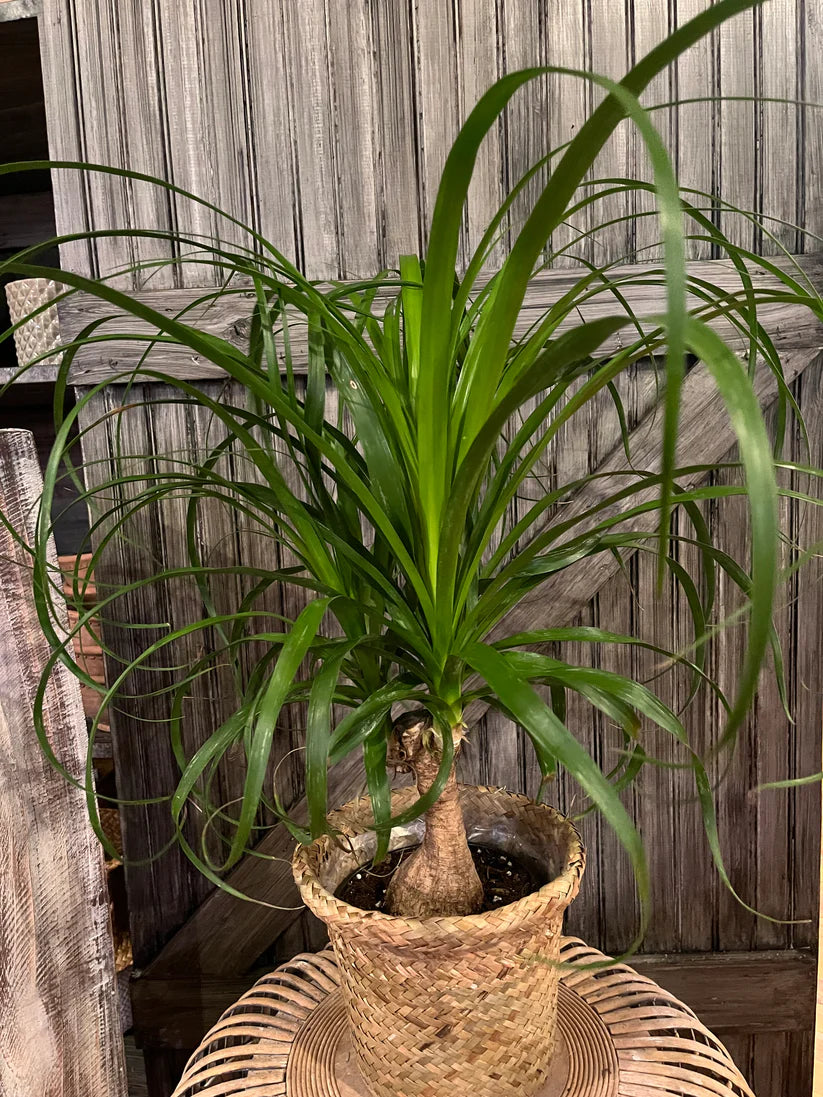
[293,784,585,1097]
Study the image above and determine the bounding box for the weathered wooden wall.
[29,1,823,1094]
[72,345,823,1095]
[39,0,815,281]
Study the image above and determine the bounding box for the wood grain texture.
[38,0,93,278]
[50,254,823,385]
[281,0,338,280]
[326,1,379,278]
[36,0,814,281]
[74,390,215,970]
[0,430,125,1097]
[0,0,40,22]
[32,4,823,1093]
[456,0,504,269]
[132,946,815,1051]
[484,348,817,648]
[135,344,821,985]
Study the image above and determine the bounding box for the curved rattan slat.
[171,939,755,1097]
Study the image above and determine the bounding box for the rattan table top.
[171,936,755,1097]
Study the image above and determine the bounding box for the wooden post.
[0,430,125,1097]
[814,719,823,1097]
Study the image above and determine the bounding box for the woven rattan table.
[171,937,755,1097]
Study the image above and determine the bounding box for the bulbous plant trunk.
[384,711,484,919]
[294,785,585,1097]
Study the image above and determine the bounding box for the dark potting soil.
[336,843,542,912]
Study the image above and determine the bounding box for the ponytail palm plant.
[4,0,821,935]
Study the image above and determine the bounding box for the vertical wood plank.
[195,1,256,255]
[789,1029,814,1097]
[802,0,823,246]
[632,0,672,261]
[501,0,546,247]
[594,576,643,956]
[481,705,522,794]
[791,359,823,952]
[56,0,135,281]
[114,0,175,289]
[370,0,421,265]
[718,4,757,250]
[456,0,505,269]
[713,461,757,952]
[413,0,460,253]
[544,0,587,267]
[76,387,208,965]
[750,1033,791,1097]
[672,528,716,952]
[722,1036,753,1093]
[150,388,246,872]
[326,0,380,277]
[153,2,220,286]
[759,0,800,254]
[581,363,642,955]
[244,0,300,265]
[633,548,682,953]
[0,429,126,1097]
[754,404,793,951]
[587,0,632,265]
[675,0,717,260]
[281,0,339,279]
[558,603,605,950]
[38,0,94,275]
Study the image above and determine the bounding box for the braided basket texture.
[293,784,585,1097]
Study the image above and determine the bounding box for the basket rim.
[292,784,585,939]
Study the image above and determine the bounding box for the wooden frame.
[0,0,41,23]
[47,267,823,1093]
[0,429,124,1097]
[25,1,823,1091]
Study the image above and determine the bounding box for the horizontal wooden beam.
[0,0,41,22]
[630,949,817,1037]
[130,948,816,1050]
[48,253,823,385]
[144,344,820,981]
[0,191,55,251]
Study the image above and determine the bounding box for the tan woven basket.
[293,784,585,1097]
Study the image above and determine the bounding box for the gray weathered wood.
[42,254,823,387]
[38,0,92,278]
[34,0,818,286]
[482,347,818,650]
[140,344,821,978]
[281,0,338,279]
[32,4,823,1093]
[0,429,125,1097]
[0,0,40,21]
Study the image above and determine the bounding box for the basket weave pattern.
[171,940,755,1097]
[293,785,585,1097]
